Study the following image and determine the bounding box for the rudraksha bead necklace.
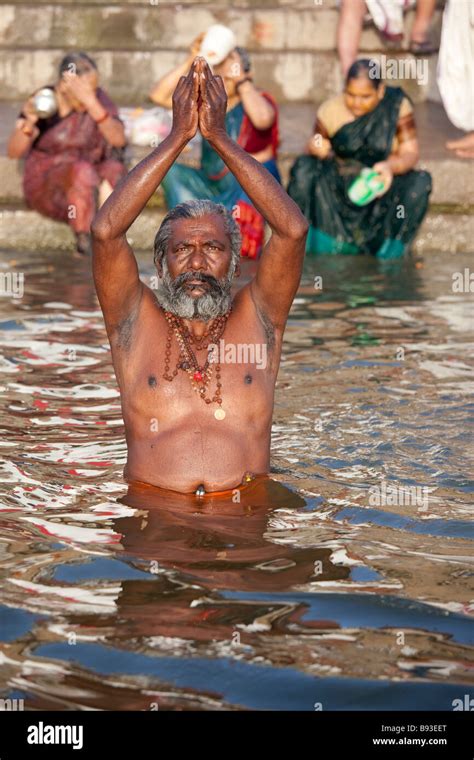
[162,307,232,420]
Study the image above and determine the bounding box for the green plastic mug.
[348,168,385,206]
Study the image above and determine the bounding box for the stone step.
[0,205,472,254]
[0,2,444,103]
[0,49,441,105]
[1,1,340,6]
[0,2,441,52]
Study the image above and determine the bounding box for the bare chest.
[112,315,280,429]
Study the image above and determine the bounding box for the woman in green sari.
[287,59,432,259]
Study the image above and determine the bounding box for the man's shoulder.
[232,281,258,314]
[137,283,168,324]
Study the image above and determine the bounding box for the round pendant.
[214,408,226,421]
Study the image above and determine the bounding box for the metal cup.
[32,88,58,119]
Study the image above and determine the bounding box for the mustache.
[173,271,224,293]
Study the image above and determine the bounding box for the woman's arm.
[307,118,332,159]
[373,141,420,193]
[86,99,126,148]
[7,97,39,159]
[387,137,419,174]
[150,33,204,108]
[373,111,420,190]
[150,57,195,108]
[388,111,419,174]
[7,119,38,159]
[235,80,275,130]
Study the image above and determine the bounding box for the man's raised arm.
[91,63,200,334]
[198,59,309,330]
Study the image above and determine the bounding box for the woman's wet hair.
[346,58,383,89]
[235,46,251,73]
[59,52,98,77]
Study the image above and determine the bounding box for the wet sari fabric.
[162,93,280,259]
[23,88,126,233]
[288,87,432,258]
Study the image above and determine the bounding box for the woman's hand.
[372,160,394,195]
[7,96,39,158]
[307,134,332,159]
[60,72,98,110]
[190,32,205,58]
[22,96,39,125]
[170,59,200,142]
[198,59,228,143]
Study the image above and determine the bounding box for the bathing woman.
[288,59,432,259]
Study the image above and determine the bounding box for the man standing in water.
[91,58,308,494]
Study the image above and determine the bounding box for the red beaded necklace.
[162,308,232,420]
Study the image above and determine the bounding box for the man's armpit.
[249,287,276,354]
[113,285,144,351]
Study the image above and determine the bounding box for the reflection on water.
[0,249,472,710]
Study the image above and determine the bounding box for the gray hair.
[153,200,242,276]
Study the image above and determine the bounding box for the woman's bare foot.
[446,132,474,159]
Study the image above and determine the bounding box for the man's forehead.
[170,213,228,238]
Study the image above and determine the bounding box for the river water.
[0,249,472,710]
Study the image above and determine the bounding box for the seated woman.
[288,59,432,259]
[7,52,126,256]
[150,29,280,259]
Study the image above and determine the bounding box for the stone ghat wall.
[0,0,445,104]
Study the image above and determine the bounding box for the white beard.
[154,261,233,320]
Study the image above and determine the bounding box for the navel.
[244,374,253,384]
[148,375,157,388]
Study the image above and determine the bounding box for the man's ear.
[234,262,241,279]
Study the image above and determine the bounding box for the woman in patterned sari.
[288,59,432,259]
[150,34,280,259]
[7,52,126,256]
